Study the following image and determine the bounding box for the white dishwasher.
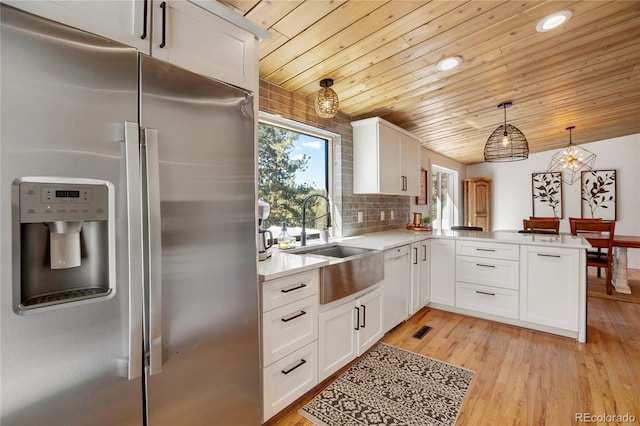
[383,245,410,333]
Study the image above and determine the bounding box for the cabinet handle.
[281,359,307,375]
[141,0,148,39]
[422,244,427,261]
[159,2,167,48]
[413,247,418,264]
[281,283,307,293]
[475,290,496,296]
[537,253,561,258]
[476,248,496,252]
[354,306,360,330]
[361,304,366,328]
[476,263,496,268]
[281,310,306,322]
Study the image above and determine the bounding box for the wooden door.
[464,178,491,231]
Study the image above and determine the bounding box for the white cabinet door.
[318,300,357,381]
[420,241,431,307]
[5,0,150,53]
[383,245,410,333]
[430,239,456,306]
[378,122,402,194]
[357,287,384,354]
[401,133,421,196]
[151,0,258,90]
[520,246,580,332]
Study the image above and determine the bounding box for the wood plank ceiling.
[219,0,640,165]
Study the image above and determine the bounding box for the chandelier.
[484,102,529,162]
[546,126,596,185]
[314,78,339,118]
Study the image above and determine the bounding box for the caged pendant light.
[484,102,529,162]
[546,126,596,185]
[314,78,339,118]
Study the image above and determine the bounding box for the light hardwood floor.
[267,269,640,425]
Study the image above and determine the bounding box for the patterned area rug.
[299,343,474,426]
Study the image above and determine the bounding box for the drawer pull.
[475,290,496,296]
[476,248,496,252]
[476,263,496,268]
[281,283,307,293]
[537,253,561,258]
[281,310,306,322]
[281,359,307,375]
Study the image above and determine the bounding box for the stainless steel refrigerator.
[0,5,260,425]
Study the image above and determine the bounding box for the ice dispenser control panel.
[20,182,109,223]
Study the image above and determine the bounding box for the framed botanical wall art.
[581,169,617,220]
[531,172,563,218]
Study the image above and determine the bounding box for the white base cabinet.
[318,286,384,382]
[430,239,456,306]
[520,245,581,332]
[261,270,319,422]
[410,240,430,314]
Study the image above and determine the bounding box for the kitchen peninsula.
[258,229,591,421]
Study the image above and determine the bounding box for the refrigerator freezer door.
[140,55,260,425]
[0,6,143,425]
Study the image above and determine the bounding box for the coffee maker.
[258,200,273,261]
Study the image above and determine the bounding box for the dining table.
[584,234,640,294]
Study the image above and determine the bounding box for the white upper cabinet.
[5,0,266,92]
[352,117,421,196]
[151,1,260,91]
[4,0,150,53]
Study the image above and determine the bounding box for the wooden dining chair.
[569,217,605,277]
[522,218,560,233]
[571,220,615,294]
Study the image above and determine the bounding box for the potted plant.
[421,215,432,231]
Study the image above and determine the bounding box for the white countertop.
[258,229,591,281]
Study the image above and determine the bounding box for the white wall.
[468,133,640,268]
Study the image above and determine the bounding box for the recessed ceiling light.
[436,56,462,71]
[536,10,572,32]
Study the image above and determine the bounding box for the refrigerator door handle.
[144,128,163,375]
[125,121,144,380]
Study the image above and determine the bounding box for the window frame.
[431,164,459,230]
[257,111,337,235]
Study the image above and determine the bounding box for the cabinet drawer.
[262,270,319,312]
[262,295,318,366]
[456,240,519,260]
[456,282,519,319]
[456,256,519,290]
[263,340,318,422]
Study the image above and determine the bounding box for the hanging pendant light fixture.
[546,126,596,185]
[484,102,529,162]
[314,78,339,118]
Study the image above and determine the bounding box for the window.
[431,165,458,230]
[258,113,334,241]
